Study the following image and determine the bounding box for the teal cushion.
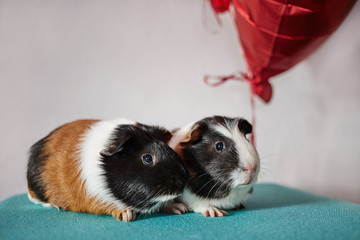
[1,184,359,240]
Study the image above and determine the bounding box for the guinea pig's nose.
[243,165,257,174]
[243,165,258,184]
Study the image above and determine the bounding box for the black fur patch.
[101,124,188,212]
[187,172,231,199]
[27,136,49,202]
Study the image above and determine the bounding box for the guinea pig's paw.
[122,209,136,222]
[112,209,136,222]
[164,202,190,215]
[201,206,228,217]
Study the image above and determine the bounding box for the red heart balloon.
[211,0,356,102]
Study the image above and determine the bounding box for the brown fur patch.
[38,119,121,217]
[173,144,197,180]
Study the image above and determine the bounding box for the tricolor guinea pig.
[168,116,260,217]
[27,118,188,222]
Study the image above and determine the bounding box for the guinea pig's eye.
[141,153,154,165]
[214,141,225,153]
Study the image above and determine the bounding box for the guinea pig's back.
[27,119,100,212]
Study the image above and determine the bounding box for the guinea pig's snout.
[242,164,257,174]
[240,163,259,184]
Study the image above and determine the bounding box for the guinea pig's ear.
[180,123,207,146]
[162,129,173,142]
[100,134,132,157]
[238,118,252,135]
[152,127,172,142]
[135,123,172,143]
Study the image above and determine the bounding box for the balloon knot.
[210,0,231,13]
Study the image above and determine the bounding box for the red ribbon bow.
[204,72,272,103]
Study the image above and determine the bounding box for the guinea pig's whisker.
[257,159,274,181]
[132,199,147,212]
[132,189,159,211]
[211,170,229,181]
[213,181,225,198]
[259,153,275,160]
[192,172,209,182]
[228,154,240,162]
[205,181,220,199]
[138,211,150,221]
[214,180,230,198]
[138,191,165,213]
[195,178,215,196]
[153,187,166,200]
[258,167,273,181]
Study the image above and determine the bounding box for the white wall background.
[1,0,359,203]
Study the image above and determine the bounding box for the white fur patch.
[179,184,253,213]
[78,118,135,211]
[28,193,58,209]
[153,194,179,203]
[140,194,181,214]
[143,202,163,214]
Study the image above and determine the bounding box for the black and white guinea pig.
[27,118,188,222]
[168,116,260,217]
